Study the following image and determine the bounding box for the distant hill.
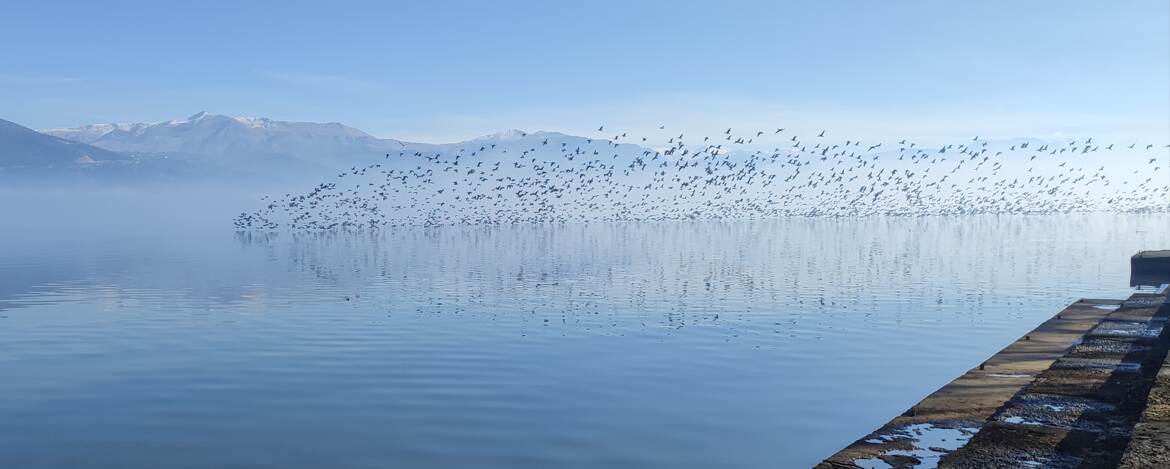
[18,112,650,183]
[39,113,657,182]
[43,112,410,171]
[0,117,133,168]
[41,122,151,145]
[14,113,1170,219]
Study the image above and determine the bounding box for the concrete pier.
[817,266,1170,468]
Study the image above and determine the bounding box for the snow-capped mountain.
[43,112,407,162]
[41,122,151,144]
[0,118,132,168]
[43,114,646,167]
[37,112,437,181]
[0,117,216,182]
[41,113,661,181]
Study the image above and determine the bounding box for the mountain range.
[1,112,429,182]
[2,112,655,184]
[0,117,196,184]
[9,112,1144,187]
[42,111,408,160]
[0,117,132,168]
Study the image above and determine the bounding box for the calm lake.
[1,195,1167,468]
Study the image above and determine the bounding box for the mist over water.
[1,188,1167,468]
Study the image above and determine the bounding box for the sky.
[2,0,1168,144]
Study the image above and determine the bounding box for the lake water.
[1,198,1167,468]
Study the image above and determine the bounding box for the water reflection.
[0,214,1166,468]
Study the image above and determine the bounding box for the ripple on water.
[0,214,1167,468]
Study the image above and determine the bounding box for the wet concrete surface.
[942,291,1169,468]
[816,298,1126,468]
[817,292,1170,469]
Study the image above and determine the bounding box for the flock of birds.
[234,125,1170,230]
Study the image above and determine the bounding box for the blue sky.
[2,0,1168,143]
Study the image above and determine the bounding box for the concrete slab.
[815,299,1118,468]
[941,293,1169,468]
